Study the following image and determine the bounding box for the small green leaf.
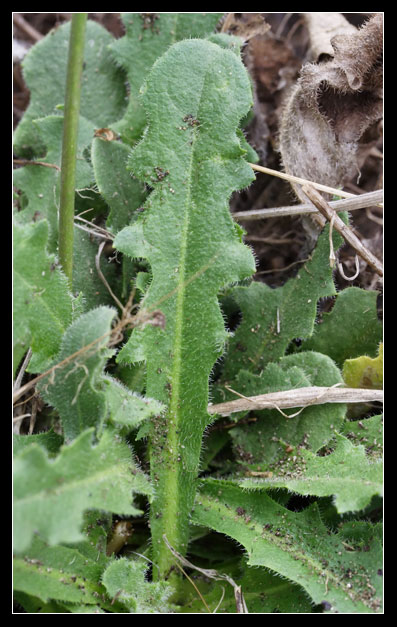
[218,224,344,386]
[300,287,382,367]
[13,219,73,374]
[343,343,383,389]
[101,375,164,429]
[13,428,153,553]
[101,557,174,613]
[38,306,116,441]
[91,137,146,233]
[229,351,346,467]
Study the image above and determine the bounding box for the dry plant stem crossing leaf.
[233,189,383,221]
[249,162,356,200]
[163,535,248,614]
[208,385,383,416]
[302,184,383,277]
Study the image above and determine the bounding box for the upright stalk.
[58,13,87,286]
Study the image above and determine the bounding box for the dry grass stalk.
[302,184,383,277]
[233,189,383,221]
[208,386,383,417]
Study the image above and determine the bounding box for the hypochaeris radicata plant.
[13,13,383,614]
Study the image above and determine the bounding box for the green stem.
[58,13,87,286]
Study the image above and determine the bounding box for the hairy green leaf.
[218,224,344,386]
[101,558,173,613]
[237,432,383,513]
[192,480,383,613]
[14,114,94,253]
[114,38,256,577]
[13,428,153,553]
[13,219,73,374]
[101,375,164,429]
[300,287,382,367]
[229,351,346,467]
[13,536,109,606]
[13,430,63,458]
[91,137,146,233]
[109,12,223,145]
[341,414,383,461]
[38,306,116,441]
[14,20,126,157]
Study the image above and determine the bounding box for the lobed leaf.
[114,37,256,576]
[237,432,383,513]
[101,557,174,613]
[38,306,116,441]
[109,12,224,145]
[300,287,382,367]
[218,223,344,386]
[192,480,383,613]
[13,219,73,374]
[229,351,346,467]
[13,428,153,553]
[14,20,127,157]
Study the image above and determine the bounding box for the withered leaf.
[279,13,383,203]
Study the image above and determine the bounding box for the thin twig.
[13,158,61,171]
[162,535,248,613]
[13,13,43,42]
[233,189,383,221]
[249,162,356,200]
[302,184,383,277]
[255,257,310,275]
[13,250,223,406]
[73,222,112,240]
[95,241,125,312]
[13,348,32,392]
[338,256,360,281]
[207,386,383,416]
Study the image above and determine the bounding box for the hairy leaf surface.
[13,219,73,374]
[14,20,126,157]
[13,428,153,553]
[300,286,382,366]
[229,351,346,467]
[192,480,383,613]
[101,558,173,613]
[38,307,116,441]
[218,224,344,386]
[91,137,146,233]
[114,38,256,575]
[237,432,383,513]
[109,12,223,144]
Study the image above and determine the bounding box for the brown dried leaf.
[279,13,383,203]
[221,12,270,41]
[303,12,357,61]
